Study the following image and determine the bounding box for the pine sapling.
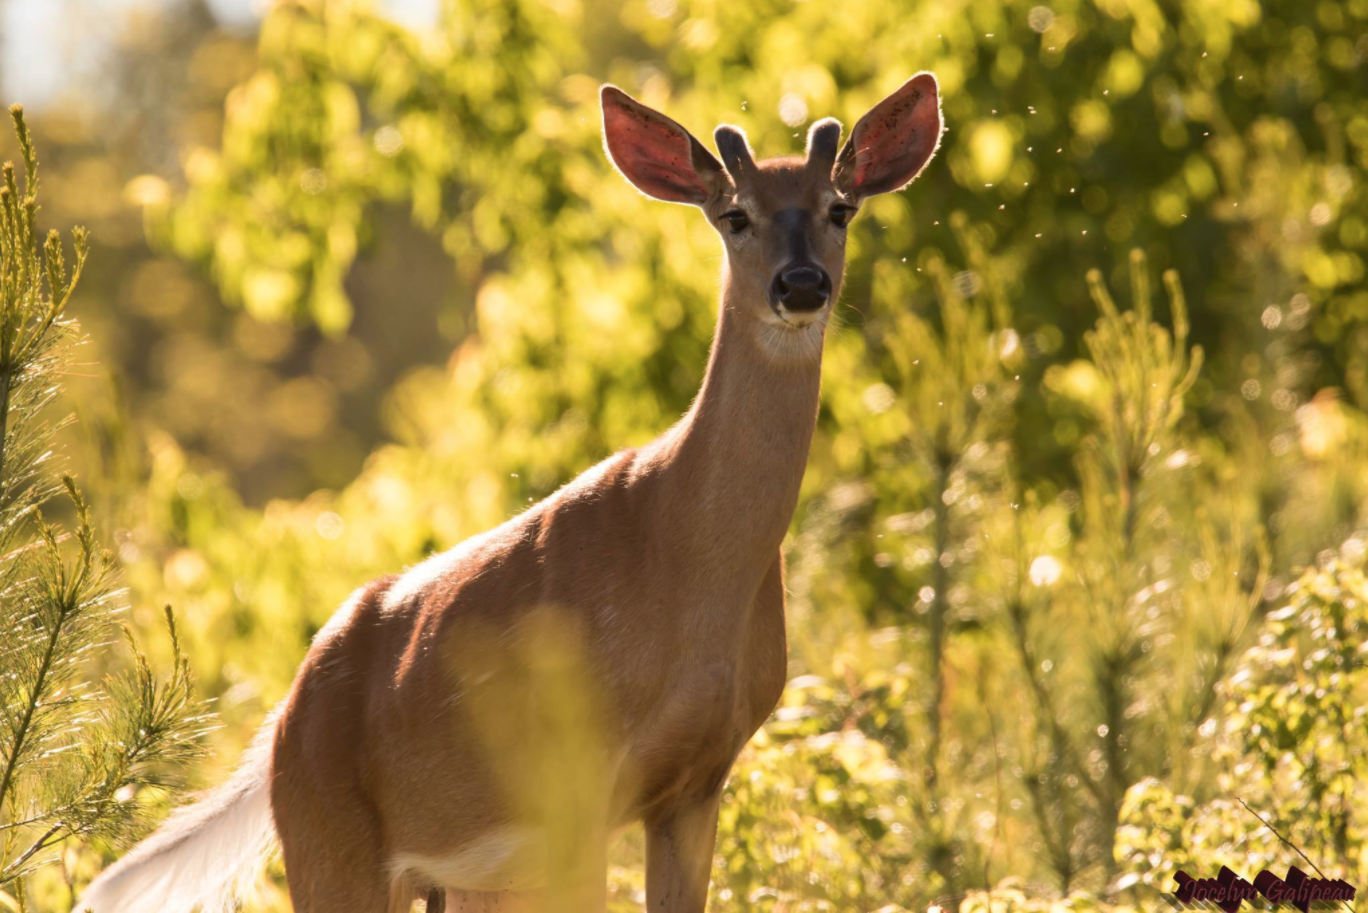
[0,104,208,909]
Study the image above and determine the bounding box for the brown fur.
[266,79,942,913]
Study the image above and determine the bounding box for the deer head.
[601,74,942,339]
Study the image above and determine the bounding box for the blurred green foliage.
[0,107,204,913]
[7,0,1368,908]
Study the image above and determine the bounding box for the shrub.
[0,106,204,912]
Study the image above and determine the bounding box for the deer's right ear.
[834,73,943,201]
[601,86,726,206]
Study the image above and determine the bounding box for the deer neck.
[656,277,825,581]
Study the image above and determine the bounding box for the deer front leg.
[645,793,722,913]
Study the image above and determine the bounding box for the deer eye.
[722,210,750,234]
[830,204,856,228]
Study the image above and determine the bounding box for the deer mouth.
[770,302,829,329]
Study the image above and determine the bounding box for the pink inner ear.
[850,75,941,196]
[604,102,709,204]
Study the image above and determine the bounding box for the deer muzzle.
[771,265,831,314]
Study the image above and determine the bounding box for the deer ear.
[601,86,726,206]
[834,73,942,201]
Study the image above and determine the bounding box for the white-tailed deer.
[79,73,941,913]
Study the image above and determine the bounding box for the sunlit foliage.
[1116,554,1368,896]
[0,107,205,912]
[6,0,1368,908]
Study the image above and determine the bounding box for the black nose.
[772,266,831,312]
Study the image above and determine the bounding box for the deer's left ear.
[834,73,943,201]
[601,85,727,206]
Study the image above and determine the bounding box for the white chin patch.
[777,308,825,328]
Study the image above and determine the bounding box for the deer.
[78,72,942,913]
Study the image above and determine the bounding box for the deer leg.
[273,760,392,912]
[275,806,392,913]
[426,888,447,912]
[645,793,722,913]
